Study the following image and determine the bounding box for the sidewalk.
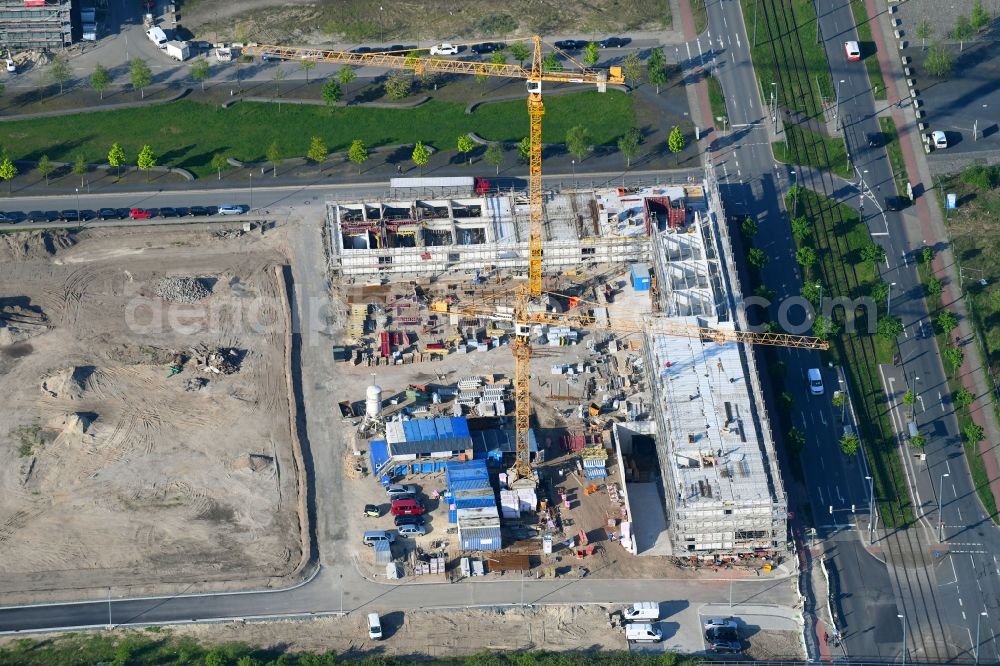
[863,0,1000,514]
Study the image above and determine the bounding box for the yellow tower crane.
[246,38,622,484]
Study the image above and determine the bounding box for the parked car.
[703,617,738,631]
[99,208,120,220]
[0,212,14,223]
[599,37,630,48]
[189,205,209,217]
[261,54,282,62]
[397,524,427,537]
[2,211,25,223]
[79,210,96,221]
[43,210,61,222]
[844,40,861,61]
[807,367,825,396]
[364,504,382,518]
[174,207,191,217]
[705,626,739,642]
[362,530,395,546]
[26,211,45,222]
[129,207,152,220]
[554,39,586,51]
[866,132,883,148]
[385,483,418,497]
[709,639,742,653]
[393,514,425,527]
[929,130,948,149]
[114,208,131,219]
[205,206,220,216]
[384,44,414,52]
[429,43,459,55]
[5,58,15,73]
[159,207,178,217]
[471,42,506,54]
[390,498,424,516]
[217,204,244,215]
[350,46,373,54]
[367,613,383,640]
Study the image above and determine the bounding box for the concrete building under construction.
[0,0,72,49]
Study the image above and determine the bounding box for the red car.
[129,207,152,220]
[390,498,425,516]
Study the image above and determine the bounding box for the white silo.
[365,385,383,418]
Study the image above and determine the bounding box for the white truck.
[623,602,660,622]
[165,40,190,61]
[81,4,96,41]
[625,623,662,643]
[146,26,168,48]
[214,46,233,62]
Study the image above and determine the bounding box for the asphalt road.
[819,1,1000,662]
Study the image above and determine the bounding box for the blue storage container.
[457,524,503,551]
[630,263,651,291]
[451,417,471,438]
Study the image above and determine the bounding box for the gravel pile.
[154,276,210,303]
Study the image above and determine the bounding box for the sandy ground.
[0,226,303,601]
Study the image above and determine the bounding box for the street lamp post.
[816,282,823,313]
[865,475,875,539]
[835,79,846,132]
[249,171,253,212]
[939,472,950,542]
[770,83,777,131]
[898,613,907,666]
[888,281,896,314]
[977,611,988,664]
[75,188,80,225]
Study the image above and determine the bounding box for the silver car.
[397,524,427,537]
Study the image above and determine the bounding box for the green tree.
[952,15,974,50]
[490,50,507,66]
[964,422,985,444]
[348,139,368,174]
[49,56,72,94]
[755,283,775,300]
[36,154,54,185]
[411,140,431,174]
[108,142,126,179]
[741,215,758,238]
[190,58,211,91]
[517,136,531,163]
[903,389,915,406]
[72,153,87,187]
[617,127,642,168]
[270,66,285,109]
[860,241,886,265]
[0,156,17,193]
[954,387,974,409]
[337,65,356,93]
[936,310,959,334]
[839,432,860,456]
[813,314,838,340]
[307,136,328,164]
[646,47,667,93]
[877,315,904,340]
[90,63,111,100]
[972,0,991,31]
[621,51,643,87]
[786,426,806,454]
[667,125,686,153]
[508,43,530,66]
[484,142,504,174]
[796,245,817,268]
[801,282,821,306]
[136,145,156,181]
[943,344,965,373]
[211,152,228,180]
[991,289,1000,313]
[925,42,954,77]
[779,390,794,413]
[384,72,412,100]
[916,19,933,49]
[457,134,476,165]
[583,42,600,66]
[748,247,768,269]
[322,78,342,107]
[566,125,590,161]
[922,246,935,264]
[266,140,281,177]
[130,58,152,99]
[870,280,890,305]
[832,392,847,408]
[911,433,927,448]
[299,58,316,82]
[791,216,811,241]
[926,276,943,297]
[542,53,563,73]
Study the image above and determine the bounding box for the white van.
[807,368,824,396]
[362,530,395,546]
[623,602,660,621]
[367,612,383,640]
[625,623,662,643]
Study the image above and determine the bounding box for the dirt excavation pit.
[0,228,304,600]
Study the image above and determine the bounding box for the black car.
[599,37,631,48]
[390,492,417,503]
[99,208,120,220]
[189,205,209,217]
[174,207,191,217]
[42,210,60,222]
[115,208,131,219]
[705,626,739,642]
[2,211,25,223]
[0,212,14,223]
[60,210,81,222]
[385,44,414,52]
[867,132,883,148]
[472,42,507,54]
[350,46,373,54]
[205,206,219,216]
[554,39,586,51]
[393,514,425,527]
[159,207,178,218]
[79,210,97,221]
[709,640,741,654]
[26,210,45,222]
[885,195,909,211]
[261,54,282,62]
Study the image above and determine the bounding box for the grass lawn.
[916,254,1000,522]
[773,125,852,179]
[0,91,634,179]
[788,187,914,527]
[740,0,833,118]
[706,74,729,131]
[849,0,887,100]
[690,0,709,34]
[878,116,909,196]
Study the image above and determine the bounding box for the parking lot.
[0,203,250,224]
